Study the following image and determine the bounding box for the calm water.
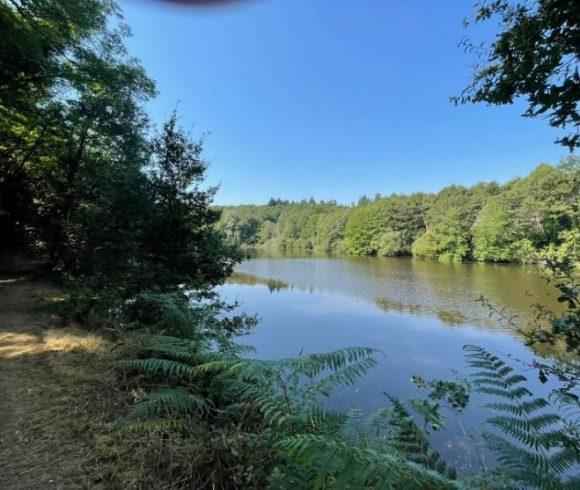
[217,252,566,470]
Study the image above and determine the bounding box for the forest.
[217,161,579,263]
[0,0,578,489]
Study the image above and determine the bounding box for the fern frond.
[302,356,378,398]
[305,406,348,435]
[125,387,208,422]
[465,345,580,488]
[548,446,580,474]
[562,474,580,489]
[381,395,458,478]
[278,434,457,489]
[280,347,379,378]
[484,434,562,488]
[486,398,549,416]
[197,356,238,374]
[487,413,561,449]
[477,385,533,400]
[117,358,197,379]
[121,418,200,435]
[145,344,198,362]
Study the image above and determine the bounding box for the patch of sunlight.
[43,328,107,354]
[0,276,27,285]
[0,332,46,358]
[44,294,66,303]
[0,328,107,359]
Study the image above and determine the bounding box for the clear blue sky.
[119,0,566,205]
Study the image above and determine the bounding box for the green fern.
[126,292,205,337]
[211,347,380,429]
[125,387,208,421]
[384,395,457,479]
[120,319,466,489]
[304,405,348,435]
[271,395,458,488]
[464,345,580,489]
[117,358,198,379]
[277,433,457,489]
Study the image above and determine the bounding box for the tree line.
[217,161,579,263]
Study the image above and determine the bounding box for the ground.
[0,269,121,489]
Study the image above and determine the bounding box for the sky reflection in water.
[218,255,563,471]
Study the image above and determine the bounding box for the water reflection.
[229,253,559,333]
[228,272,289,292]
[374,297,468,326]
[228,275,471,329]
[219,253,570,469]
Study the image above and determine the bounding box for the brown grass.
[0,273,134,489]
[0,271,224,489]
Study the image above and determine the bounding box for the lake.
[217,252,566,471]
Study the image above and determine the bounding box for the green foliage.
[464,345,580,489]
[122,291,258,346]
[383,394,457,478]
[3,2,578,489]
[496,162,579,257]
[472,197,522,262]
[124,293,205,337]
[411,376,471,412]
[344,204,381,255]
[216,204,280,246]
[118,357,198,380]
[0,0,143,251]
[275,432,456,489]
[0,1,241,317]
[336,193,429,256]
[122,336,460,488]
[412,222,469,263]
[274,202,335,251]
[222,346,379,411]
[457,0,580,150]
[413,184,497,262]
[469,178,580,355]
[314,208,351,254]
[522,247,580,353]
[219,163,577,263]
[137,114,241,293]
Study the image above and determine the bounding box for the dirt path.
[0,272,119,489]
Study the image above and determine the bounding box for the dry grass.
[0,328,106,359]
[0,274,133,489]
[43,327,108,354]
[0,272,209,489]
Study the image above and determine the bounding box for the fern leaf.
[117,358,197,379]
[125,387,208,423]
[122,418,200,435]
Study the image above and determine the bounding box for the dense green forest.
[0,0,578,488]
[217,162,579,263]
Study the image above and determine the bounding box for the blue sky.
[119,0,566,205]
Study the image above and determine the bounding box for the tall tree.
[0,0,119,250]
[139,114,241,293]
